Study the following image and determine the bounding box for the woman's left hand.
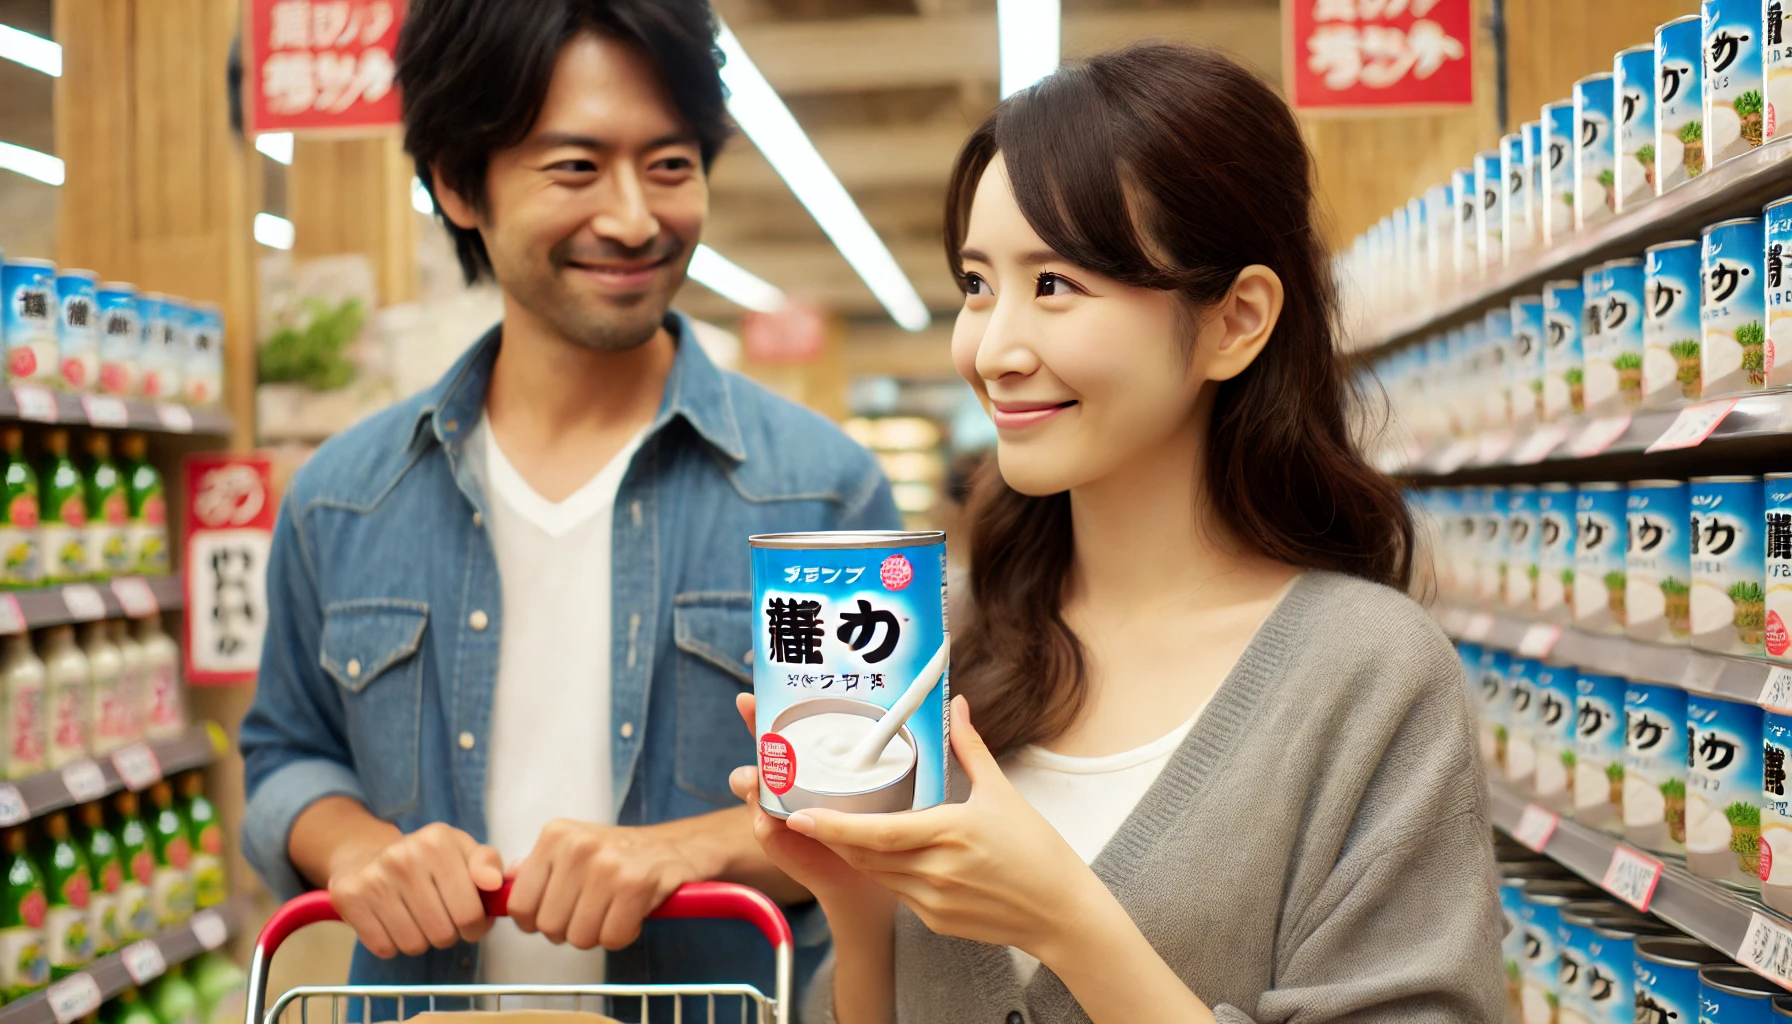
[786,695,1115,963]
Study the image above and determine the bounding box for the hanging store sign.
[245,0,407,134]
[1286,0,1474,113]
[184,453,275,685]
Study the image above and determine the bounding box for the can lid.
[1644,238,1701,253]
[1628,479,1685,489]
[96,282,137,295]
[1634,936,1728,969]
[1600,257,1645,269]
[1573,71,1614,85]
[1542,98,1573,111]
[1616,43,1654,55]
[1706,216,1765,232]
[4,257,56,269]
[1660,12,1701,25]
[1592,918,1678,940]
[1521,118,1541,130]
[1509,482,1538,492]
[1521,878,1598,902]
[55,268,98,281]
[1701,967,1786,999]
[1497,860,1571,881]
[1578,482,1623,491]
[1766,472,1792,481]
[1691,475,1762,483]
[1767,196,1792,214]
[1543,279,1581,290]
[1541,482,1575,491]
[1562,900,1635,927]
[1476,149,1500,161]
[1501,131,1523,143]
[749,530,945,550]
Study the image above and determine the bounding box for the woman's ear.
[1201,265,1284,382]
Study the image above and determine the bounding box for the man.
[238,0,900,1002]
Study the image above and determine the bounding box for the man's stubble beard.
[500,237,691,353]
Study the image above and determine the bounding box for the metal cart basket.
[246,882,793,1024]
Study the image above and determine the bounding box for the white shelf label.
[109,577,158,619]
[190,909,228,951]
[110,743,160,792]
[46,973,101,1024]
[60,759,107,803]
[1763,668,1792,714]
[59,583,107,622]
[80,395,128,428]
[1740,912,1792,988]
[1600,843,1664,912]
[0,784,27,828]
[0,594,25,637]
[120,938,166,985]
[1512,803,1560,852]
[1646,398,1741,452]
[1509,421,1571,465]
[1517,623,1564,659]
[1566,413,1632,458]
[155,403,194,434]
[1462,612,1495,642]
[11,385,56,423]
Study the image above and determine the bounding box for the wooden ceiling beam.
[709,122,972,194]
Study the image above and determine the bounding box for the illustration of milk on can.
[1573,671,1627,834]
[1691,476,1765,655]
[1484,307,1514,430]
[1452,166,1478,283]
[1587,258,1645,411]
[1506,656,1541,791]
[1476,150,1503,271]
[1644,239,1705,402]
[1624,680,1688,855]
[1542,100,1578,244]
[752,532,949,816]
[1532,661,1577,812]
[1627,480,1692,645]
[1703,0,1766,167]
[1507,485,1540,612]
[1537,482,1577,621]
[1766,197,1792,388]
[1763,712,1792,913]
[1573,73,1618,228]
[183,303,222,406]
[3,259,58,386]
[1658,15,1708,192]
[1574,483,1627,635]
[1701,216,1768,394]
[1542,278,1586,418]
[1685,693,1764,889]
[53,271,97,394]
[1510,294,1545,424]
[1766,473,1792,663]
[1502,131,1533,262]
[1616,44,1658,210]
[94,284,140,398]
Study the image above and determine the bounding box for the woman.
[730,42,1503,1023]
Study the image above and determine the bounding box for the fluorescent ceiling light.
[0,25,60,77]
[714,21,930,332]
[254,212,295,250]
[0,142,63,185]
[255,132,294,165]
[689,244,786,313]
[998,0,1061,98]
[411,177,434,214]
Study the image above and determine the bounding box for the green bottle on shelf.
[0,826,50,1000]
[108,987,164,1024]
[146,782,193,928]
[177,773,223,911]
[148,963,201,1024]
[37,811,93,978]
[0,427,41,591]
[188,952,245,1024]
[80,802,122,957]
[118,435,167,577]
[113,791,155,942]
[84,433,130,580]
[39,430,90,585]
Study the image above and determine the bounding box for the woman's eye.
[1035,273,1075,297]
[962,273,991,296]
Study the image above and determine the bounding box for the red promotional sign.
[183,453,276,685]
[741,301,829,364]
[1286,0,1473,113]
[244,0,407,135]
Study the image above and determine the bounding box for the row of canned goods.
[1,256,222,406]
[1497,850,1790,1023]
[1368,208,1791,445]
[1417,477,1785,657]
[1341,1,1792,329]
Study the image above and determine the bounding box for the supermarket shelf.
[1350,139,1792,355]
[0,723,225,826]
[0,388,232,439]
[8,577,183,631]
[0,899,243,1024]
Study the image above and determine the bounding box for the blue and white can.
[1702,216,1768,395]
[1658,14,1707,192]
[1700,966,1783,1019]
[1769,0,1792,142]
[1691,475,1766,656]
[1502,130,1534,260]
[1686,694,1765,888]
[53,270,97,394]
[1510,294,1545,423]
[1588,258,1645,411]
[138,294,180,400]
[1627,480,1692,644]
[1484,307,1514,430]
[1534,661,1578,810]
[1479,648,1510,771]
[183,302,223,406]
[1636,937,1730,1024]
[1587,915,1678,1024]
[1538,482,1577,621]
[1452,166,1477,283]
[1543,99,1578,244]
[1476,149,1503,271]
[1574,483,1628,636]
[1574,72,1617,228]
[1703,0,1765,168]
[1408,195,1432,295]
[1582,263,1610,410]
[1625,680,1689,855]
[1543,278,1586,418]
[751,531,950,816]
[1765,197,1792,388]
[1762,711,1792,915]
[1557,902,1613,1019]
[1479,484,1508,605]
[1523,119,1545,243]
[1425,182,1453,290]
[1616,44,1658,211]
[1765,472,1792,665]
[3,259,57,385]
[1507,656,1542,790]
[1507,485,1540,612]
[1519,883,1586,1021]
[94,283,140,398]
[1574,671,1628,832]
[1645,239,1705,403]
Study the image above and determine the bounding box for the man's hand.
[505,819,704,951]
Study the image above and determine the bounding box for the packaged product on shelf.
[1475,150,1502,272]
[54,270,98,394]
[1555,901,1614,1020]
[1472,646,1506,769]
[1685,693,1764,888]
[37,811,93,978]
[1542,278,1585,418]
[137,617,183,741]
[1690,475,1766,655]
[1644,239,1705,402]
[39,430,89,585]
[42,626,89,769]
[145,781,193,927]
[1497,864,1574,1007]
[1482,308,1513,430]
[1573,72,1617,228]
[189,951,245,1024]
[1542,99,1577,245]
[1522,120,1545,245]
[1764,712,1792,914]
[1505,485,1540,611]
[1615,44,1657,211]
[1510,294,1545,425]
[86,433,131,578]
[1624,680,1688,855]
[1537,482,1577,621]
[79,802,121,958]
[1587,258,1645,411]
[111,988,163,1024]
[183,303,222,407]
[1771,0,1792,142]
[1657,15,1708,192]
[0,427,42,590]
[4,258,59,386]
[1700,966,1785,1016]
[1406,195,1431,300]
[1701,216,1768,393]
[95,283,140,398]
[119,434,168,576]
[1581,264,1609,407]
[1500,131,1531,262]
[1573,483,1627,635]
[1626,480,1693,644]
[149,962,202,1024]
[1451,167,1477,285]
[1585,916,1679,1024]
[1571,671,1627,833]
[1505,656,1541,792]
[1,633,46,779]
[83,623,125,755]
[1636,937,1731,1024]
[1767,197,1792,388]
[1767,473,1792,662]
[1702,0,1765,168]
[0,826,49,999]
[1478,484,1507,604]
[138,295,174,401]
[1424,182,1452,292]
[111,791,154,942]
[1517,880,1595,1022]
[178,772,223,910]
[110,621,146,745]
[1534,662,1578,813]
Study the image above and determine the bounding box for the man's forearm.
[289,795,403,889]
[648,805,810,904]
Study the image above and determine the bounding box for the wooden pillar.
[288,136,418,307]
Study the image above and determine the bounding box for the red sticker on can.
[1764,834,1776,882]
[880,554,913,591]
[760,732,796,796]
[1772,612,1790,658]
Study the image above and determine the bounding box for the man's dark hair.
[396,0,731,283]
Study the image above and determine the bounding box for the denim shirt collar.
[407,310,749,462]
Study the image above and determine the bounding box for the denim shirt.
[239,313,900,996]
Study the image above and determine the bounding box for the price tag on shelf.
[190,909,228,951]
[0,784,27,828]
[1762,667,1792,714]
[1739,912,1792,988]
[60,760,107,803]
[110,743,160,792]
[0,594,25,637]
[1462,612,1495,642]
[1600,844,1664,912]
[120,938,166,985]
[11,385,57,423]
[81,395,128,428]
[1646,398,1741,452]
[110,577,159,619]
[1511,803,1560,852]
[1566,413,1633,459]
[155,403,194,434]
[59,583,107,622]
[1509,421,1571,465]
[46,973,101,1024]
[1517,623,1564,659]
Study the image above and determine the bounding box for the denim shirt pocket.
[320,599,429,819]
[672,592,755,806]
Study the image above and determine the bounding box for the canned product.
[1478,648,1508,771]
[1479,484,1507,604]
[1538,482,1577,621]
[1543,99,1578,244]
[1425,182,1453,291]
[1507,656,1542,791]
[1703,0,1766,168]
[1616,44,1658,210]
[1502,130,1534,261]
[1587,258,1645,411]
[1498,866,1575,1011]
[1771,0,1792,141]
[1574,483,1628,635]
[1452,166,1477,284]
[750,532,949,816]
[1627,480,1693,644]
[1767,473,1792,662]
[1511,294,1545,424]
[52,271,96,395]
[1658,15,1708,192]
[139,295,184,401]
[1484,307,1514,430]
[1645,239,1705,402]
[1636,937,1731,1024]
[1701,966,1783,1019]
[3,259,58,385]
[1586,915,1680,1024]
[183,302,222,406]
[1703,216,1768,394]
[1692,476,1766,655]
[1581,263,1611,409]
[1523,119,1545,243]
[1767,197,1792,387]
[1573,671,1627,832]
[1625,680,1689,855]
[1507,485,1540,611]
[1764,711,1792,914]
[1574,72,1618,228]
[1686,694,1765,888]
[1543,278,1586,418]
[1557,902,1615,1019]
[94,284,140,398]
[1476,149,1503,271]
[1452,485,1482,601]
[1408,195,1433,297]
[1519,880,1597,1021]
[1533,661,1578,812]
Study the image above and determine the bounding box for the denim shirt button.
[472,511,483,528]
[459,732,476,750]
[743,651,753,666]
[619,722,634,739]
[346,658,361,679]
[469,609,489,631]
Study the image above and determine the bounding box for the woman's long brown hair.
[947,43,1414,757]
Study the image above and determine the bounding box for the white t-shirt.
[476,415,643,986]
[1001,700,1208,985]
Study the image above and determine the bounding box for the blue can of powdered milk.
[1636,936,1729,1024]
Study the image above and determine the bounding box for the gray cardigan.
[803,571,1504,1023]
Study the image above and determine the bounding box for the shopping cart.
[246,882,793,1024]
